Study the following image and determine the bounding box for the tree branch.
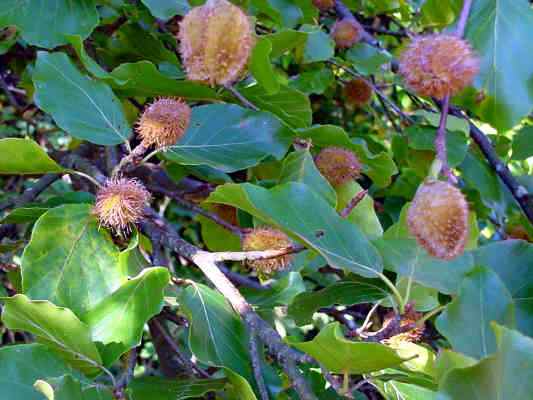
[339,189,368,218]
[249,332,270,400]
[210,245,306,263]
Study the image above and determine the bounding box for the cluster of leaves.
[1,0,533,400]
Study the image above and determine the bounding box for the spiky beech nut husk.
[382,304,424,344]
[315,147,361,187]
[136,98,191,148]
[331,19,362,48]
[344,78,373,106]
[312,0,335,11]
[242,227,293,275]
[407,180,469,260]
[94,178,151,234]
[399,34,479,99]
[178,0,254,86]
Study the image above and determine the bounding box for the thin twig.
[112,143,148,177]
[113,347,137,398]
[249,333,270,400]
[434,95,457,184]
[455,0,473,38]
[0,174,60,212]
[0,69,21,109]
[210,245,306,263]
[339,189,368,218]
[225,84,259,111]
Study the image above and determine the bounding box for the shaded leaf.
[436,266,515,359]
[0,0,98,48]
[299,25,334,63]
[141,0,190,19]
[250,38,280,95]
[128,376,226,400]
[511,125,533,160]
[33,52,130,146]
[242,272,306,311]
[165,104,292,173]
[345,44,392,75]
[0,138,64,175]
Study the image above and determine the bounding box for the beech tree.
[1,0,533,399]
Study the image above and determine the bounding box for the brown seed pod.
[382,304,424,344]
[242,227,293,275]
[136,98,191,149]
[312,0,335,11]
[315,147,362,187]
[407,180,469,260]
[399,34,479,99]
[343,78,373,106]
[331,19,362,48]
[93,178,151,235]
[178,0,254,86]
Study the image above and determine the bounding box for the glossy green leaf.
[22,204,126,316]
[128,376,226,400]
[279,149,337,207]
[511,125,533,160]
[224,368,258,400]
[405,126,468,167]
[466,0,533,131]
[419,0,462,28]
[36,375,113,400]
[434,350,477,382]
[289,68,335,95]
[81,268,170,364]
[250,38,280,95]
[474,240,533,336]
[179,283,253,382]
[265,29,308,58]
[1,295,103,377]
[238,84,312,129]
[292,323,407,374]
[165,104,292,173]
[33,52,130,146]
[336,181,383,239]
[250,0,302,28]
[374,238,475,294]
[109,61,218,101]
[436,266,515,359]
[0,344,83,400]
[437,324,533,400]
[0,138,64,175]
[141,0,190,19]
[0,0,98,48]
[207,182,384,278]
[345,44,392,75]
[296,125,397,188]
[288,277,390,326]
[381,381,437,400]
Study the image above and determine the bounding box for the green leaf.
[289,68,335,95]
[394,278,439,312]
[242,272,306,311]
[335,181,383,239]
[511,125,533,160]
[279,149,337,207]
[250,0,303,28]
[345,43,392,75]
[436,266,515,359]
[81,268,170,365]
[466,0,533,131]
[207,182,384,278]
[165,104,292,173]
[437,324,533,400]
[66,35,109,79]
[419,0,462,28]
[299,25,334,63]
[373,238,475,294]
[179,283,253,382]
[22,204,126,316]
[0,138,64,175]
[405,126,468,167]
[434,350,477,382]
[33,52,130,146]
[36,375,113,400]
[0,0,98,48]
[1,295,103,377]
[0,344,83,400]
[250,38,280,95]
[288,277,390,326]
[474,240,533,336]
[224,368,259,400]
[265,29,308,58]
[127,376,226,400]
[109,61,218,101]
[381,381,437,400]
[238,84,312,129]
[141,0,190,19]
[291,323,407,374]
[296,124,397,188]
